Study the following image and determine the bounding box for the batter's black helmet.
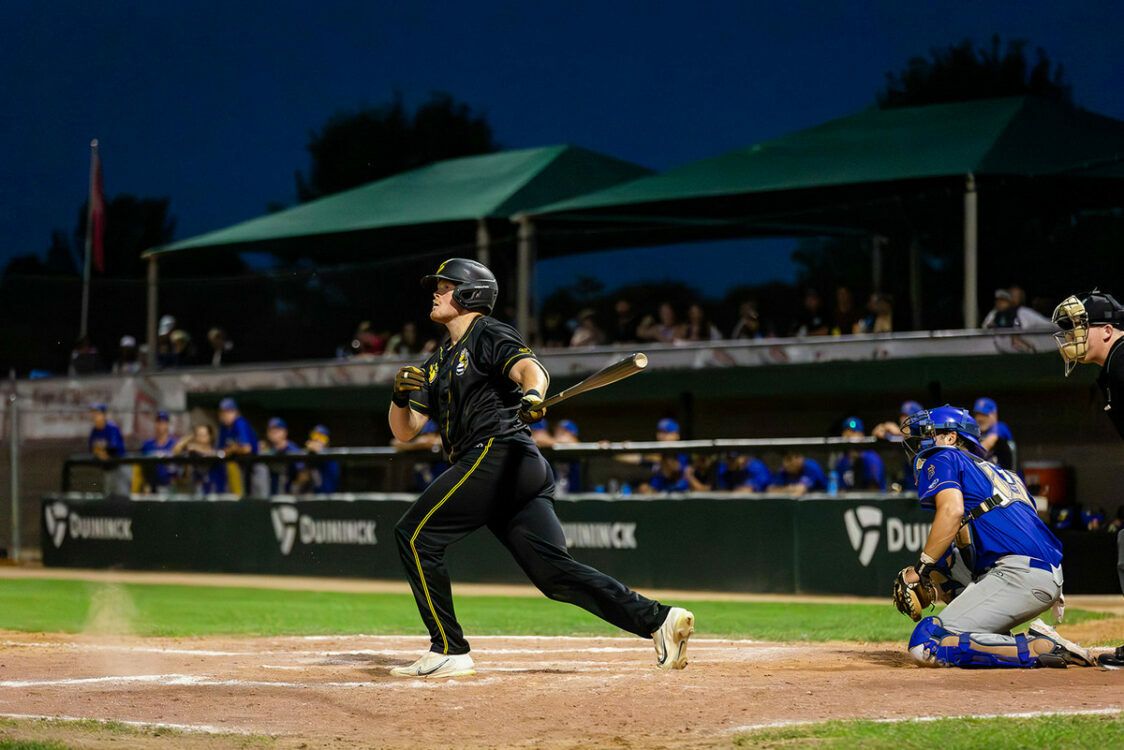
[421,258,499,313]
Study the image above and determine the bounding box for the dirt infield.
[0,630,1120,749]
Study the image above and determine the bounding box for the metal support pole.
[515,215,536,338]
[8,394,19,562]
[963,173,979,328]
[871,235,885,292]
[475,219,491,268]
[146,255,158,369]
[909,237,923,331]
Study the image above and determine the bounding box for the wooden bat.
[539,353,648,410]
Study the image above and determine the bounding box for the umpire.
[387,258,694,679]
[1053,290,1124,668]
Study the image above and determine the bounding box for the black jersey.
[409,315,541,459]
[1097,337,1124,440]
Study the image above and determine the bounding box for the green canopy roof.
[146,145,650,258]
[528,97,1124,218]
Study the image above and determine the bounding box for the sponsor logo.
[44,502,133,549]
[561,522,637,549]
[270,505,377,556]
[843,505,932,567]
[428,363,438,383]
[455,350,469,376]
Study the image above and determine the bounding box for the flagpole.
[79,138,99,339]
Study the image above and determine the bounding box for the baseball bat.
[539,352,648,410]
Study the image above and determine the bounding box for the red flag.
[87,139,105,273]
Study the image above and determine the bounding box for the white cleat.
[389,651,476,678]
[652,606,695,671]
[1028,618,1096,667]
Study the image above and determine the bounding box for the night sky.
[4,1,1123,297]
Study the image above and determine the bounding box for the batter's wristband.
[523,389,542,400]
[391,392,411,408]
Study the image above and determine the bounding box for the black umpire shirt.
[1097,336,1124,440]
[409,315,541,460]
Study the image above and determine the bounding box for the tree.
[295,92,499,202]
[74,195,176,278]
[878,35,1071,109]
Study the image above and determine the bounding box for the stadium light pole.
[514,214,536,339]
[963,173,979,328]
[8,394,19,562]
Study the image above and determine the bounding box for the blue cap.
[842,416,865,433]
[155,410,170,422]
[267,417,286,430]
[530,419,549,432]
[657,418,679,434]
[218,397,238,411]
[558,419,579,436]
[900,400,923,417]
[89,402,107,413]
[309,424,331,443]
[972,397,997,415]
[312,424,330,436]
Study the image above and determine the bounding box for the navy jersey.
[141,435,178,486]
[266,440,303,494]
[916,446,1061,573]
[773,457,828,492]
[218,416,258,454]
[835,449,886,490]
[409,316,540,459]
[89,421,125,457]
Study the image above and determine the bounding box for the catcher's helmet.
[1051,290,1124,376]
[421,258,499,313]
[902,405,986,459]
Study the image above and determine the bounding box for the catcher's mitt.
[892,566,936,622]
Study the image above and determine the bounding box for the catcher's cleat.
[1097,645,1124,670]
[389,651,475,679]
[1028,619,1096,667]
[653,607,695,671]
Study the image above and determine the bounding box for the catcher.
[891,405,1096,668]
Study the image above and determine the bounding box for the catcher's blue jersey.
[915,447,1062,574]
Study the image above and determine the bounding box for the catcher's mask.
[901,405,986,460]
[1051,290,1124,377]
[422,258,499,314]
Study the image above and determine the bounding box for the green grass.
[0,578,1110,641]
[0,741,69,750]
[735,712,1124,749]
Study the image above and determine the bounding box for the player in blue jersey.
[88,403,131,496]
[893,405,1095,668]
[834,416,886,491]
[136,411,178,494]
[216,397,258,496]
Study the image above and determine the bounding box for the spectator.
[386,322,423,356]
[769,451,828,496]
[569,309,607,348]
[855,293,894,334]
[69,335,103,375]
[136,410,178,494]
[170,329,196,366]
[637,302,686,343]
[551,419,583,493]
[730,301,764,340]
[216,397,258,496]
[88,403,130,495]
[173,423,226,494]
[834,416,887,491]
[261,417,302,494]
[609,299,640,344]
[971,397,1016,471]
[640,454,690,494]
[156,315,177,369]
[539,311,569,349]
[112,335,142,375]
[351,321,387,358]
[682,303,722,342]
[832,287,861,336]
[301,424,341,494]
[718,452,772,493]
[792,289,829,336]
[982,287,1054,330]
[207,328,234,367]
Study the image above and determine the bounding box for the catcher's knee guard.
[908,616,1042,668]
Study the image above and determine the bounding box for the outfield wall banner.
[41,494,1118,595]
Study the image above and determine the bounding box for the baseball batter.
[892,405,1096,668]
[387,258,694,678]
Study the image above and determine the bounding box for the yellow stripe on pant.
[409,437,494,654]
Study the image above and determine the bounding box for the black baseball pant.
[395,436,668,655]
